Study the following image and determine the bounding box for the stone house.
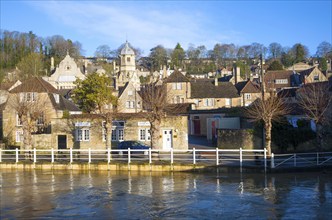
[235,80,262,106]
[117,80,143,113]
[46,113,189,150]
[1,77,81,148]
[163,70,191,104]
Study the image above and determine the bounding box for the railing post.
[0,148,2,163]
[271,153,275,168]
[107,148,111,164]
[149,148,152,164]
[264,148,267,171]
[51,148,54,163]
[33,148,36,163]
[316,152,319,165]
[70,148,73,163]
[171,148,173,164]
[128,148,131,164]
[240,148,243,168]
[88,148,91,163]
[193,148,196,165]
[16,148,19,163]
[216,148,219,166]
[294,153,296,167]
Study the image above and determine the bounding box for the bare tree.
[296,82,331,150]
[245,93,290,156]
[8,92,51,151]
[140,82,183,149]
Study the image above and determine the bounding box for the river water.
[0,170,331,219]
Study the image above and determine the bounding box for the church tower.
[118,41,136,86]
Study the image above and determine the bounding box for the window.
[36,115,44,125]
[245,94,251,100]
[313,75,319,81]
[75,128,90,141]
[126,101,135,109]
[16,114,23,126]
[118,129,124,141]
[53,94,60,103]
[128,90,133,96]
[127,57,131,62]
[20,92,37,102]
[139,129,151,141]
[225,98,231,107]
[172,83,182,90]
[16,130,23,142]
[275,79,288,84]
[204,99,213,106]
[111,129,117,141]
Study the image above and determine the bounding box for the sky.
[1,0,331,57]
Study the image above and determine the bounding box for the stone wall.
[217,129,262,150]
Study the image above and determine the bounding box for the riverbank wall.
[0,162,266,173]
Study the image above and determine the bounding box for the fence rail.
[1,148,331,170]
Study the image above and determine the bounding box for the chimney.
[234,66,241,84]
[51,57,54,71]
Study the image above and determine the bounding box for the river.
[0,170,331,219]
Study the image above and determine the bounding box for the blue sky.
[1,0,331,57]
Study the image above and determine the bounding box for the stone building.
[43,52,86,89]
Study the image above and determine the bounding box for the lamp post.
[260,54,266,100]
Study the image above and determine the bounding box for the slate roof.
[10,77,58,94]
[277,87,298,98]
[49,94,81,112]
[235,80,261,94]
[264,70,294,88]
[190,80,239,98]
[163,70,190,83]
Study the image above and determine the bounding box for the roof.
[297,66,316,77]
[10,77,58,94]
[163,70,190,83]
[118,82,129,97]
[0,81,16,90]
[191,80,239,98]
[235,80,261,94]
[277,87,298,98]
[120,41,135,55]
[49,94,81,112]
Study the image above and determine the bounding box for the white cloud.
[29,1,242,55]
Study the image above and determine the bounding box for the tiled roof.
[277,87,298,98]
[10,77,58,94]
[163,70,190,83]
[191,80,239,98]
[235,80,261,94]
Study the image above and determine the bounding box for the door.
[58,135,67,149]
[162,130,173,150]
[193,120,201,135]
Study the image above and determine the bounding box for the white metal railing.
[0,147,268,170]
[271,152,332,168]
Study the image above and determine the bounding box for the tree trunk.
[150,119,161,150]
[264,120,272,156]
[105,120,112,149]
[22,114,32,151]
[316,123,323,151]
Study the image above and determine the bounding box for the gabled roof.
[118,82,129,97]
[10,77,58,94]
[235,80,261,94]
[191,80,239,98]
[49,94,81,112]
[297,66,316,77]
[163,70,190,83]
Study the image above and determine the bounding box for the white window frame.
[275,79,288,84]
[139,128,151,141]
[75,128,90,141]
[118,129,124,141]
[204,98,213,106]
[225,98,231,107]
[172,83,182,90]
[16,130,23,142]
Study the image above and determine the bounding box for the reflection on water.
[0,170,331,219]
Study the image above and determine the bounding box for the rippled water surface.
[0,170,331,219]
